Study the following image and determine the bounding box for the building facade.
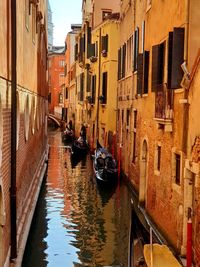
[64,25,81,130]
[117,0,200,265]
[48,47,65,119]
[47,0,53,51]
[0,0,48,266]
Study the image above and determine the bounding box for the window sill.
[154,117,173,132]
[154,170,160,176]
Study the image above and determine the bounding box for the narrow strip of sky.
[49,0,82,46]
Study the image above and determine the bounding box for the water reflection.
[22,130,133,267]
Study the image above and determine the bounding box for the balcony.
[154,89,173,132]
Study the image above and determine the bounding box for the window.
[118,47,122,80]
[132,110,137,163]
[91,75,96,104]
[137,51,149,95]
[87,26,91,44]
[87,70,91,92]
[127,36,133,74]
[102,35,108,54]
[65,88,68,99]
[102,10,112,21]
[101,72,107,104]
[59,93,63,104]
[25,0,29,30]
[133,27,139,71]
[122,44,126,78]
[87,43,95,59]
[60,60,65,67]
[155,144,161,173]
[126,109,130,126]
[167,28,185,89]
[175,153,181,185]
[59,73,65,86]
[80,73,84,101]
[32,5,36,43]
[152,41,165,91]
[24,95,30,141]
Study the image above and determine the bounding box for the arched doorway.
[139,140,148,205]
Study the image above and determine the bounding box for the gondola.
[62,128,74,143]
[93,140,118,183]
[71,137,89,155]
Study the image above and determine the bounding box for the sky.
[49,0,82,46]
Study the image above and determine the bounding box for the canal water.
[22,129,147,267]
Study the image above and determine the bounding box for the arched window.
[31,96,36,135]
[24,95,30,141]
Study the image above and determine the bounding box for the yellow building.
[88,17,120,148]
[74,0,120,142]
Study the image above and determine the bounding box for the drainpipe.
[10,0,17,260]
[96,27,101,141]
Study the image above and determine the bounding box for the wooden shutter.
[167,32,173,88]
[118,48,121,80]
[143,50,149,94]
[74,43,78,61]
[102,72,107,104]
[134,27,139,71]
[137,53,143,95]
[87,26,91,44]
[87,43,95,58]
[168,28,184,89]
[122,44,126,78]
[87,70,91,92]
[80,73,84,101]
[152,43,164,91]
[102,34,108,52]
[92,75,96,104]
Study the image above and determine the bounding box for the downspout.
[10,0,17,260]
[96,27,101,141]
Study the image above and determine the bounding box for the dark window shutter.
[167,32,173,88]
[122,44,126,78]
[80,73,84,101]
[118,48,121,80]
[102,34,108,52]
[102,72,107,104]
[168,28,184,89]
[137,53,143,95]
[152,43,164,91]
[87,26,91,44]
[92,75,96,104]
[87,71,91,92]
[87,43,95,58]
[74,43,78,61]
[143,50,149,94]
[134,27,139,71]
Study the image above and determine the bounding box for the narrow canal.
[22,129,148,267]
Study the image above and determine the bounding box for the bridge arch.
[48,114,61,127]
